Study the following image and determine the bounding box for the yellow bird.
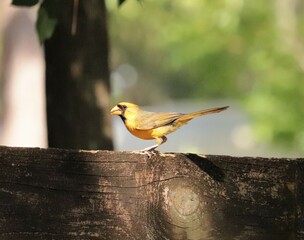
[111,102,229,151]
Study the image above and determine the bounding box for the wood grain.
[0,146,302,239]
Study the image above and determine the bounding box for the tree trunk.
[44,0,112,150]
[0,145,303,240]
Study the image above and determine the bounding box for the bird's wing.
[135,111,183,130]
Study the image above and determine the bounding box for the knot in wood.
[172,186,199,216]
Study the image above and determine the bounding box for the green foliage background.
[107,0,304,154]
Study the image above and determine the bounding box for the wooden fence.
[0,146,303,239]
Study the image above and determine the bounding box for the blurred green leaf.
[12,0,39,6]
[36,0,59,43]
[118,0,143,7]
[118,0,126,6]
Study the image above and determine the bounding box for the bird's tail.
[177,106,229,123]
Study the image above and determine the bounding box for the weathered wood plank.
[0,146,303,239]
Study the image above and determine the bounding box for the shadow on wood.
[0,146,303,239]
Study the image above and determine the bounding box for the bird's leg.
[133,136,167,158]
[142,136,167,151]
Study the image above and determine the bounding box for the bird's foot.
[132,149,159,159]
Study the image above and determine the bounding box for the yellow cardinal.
[111,102,228,151]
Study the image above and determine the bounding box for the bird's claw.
[132,150,159,159]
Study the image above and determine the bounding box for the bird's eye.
[117,104,127,110]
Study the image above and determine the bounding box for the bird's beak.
[110,105,122,115]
